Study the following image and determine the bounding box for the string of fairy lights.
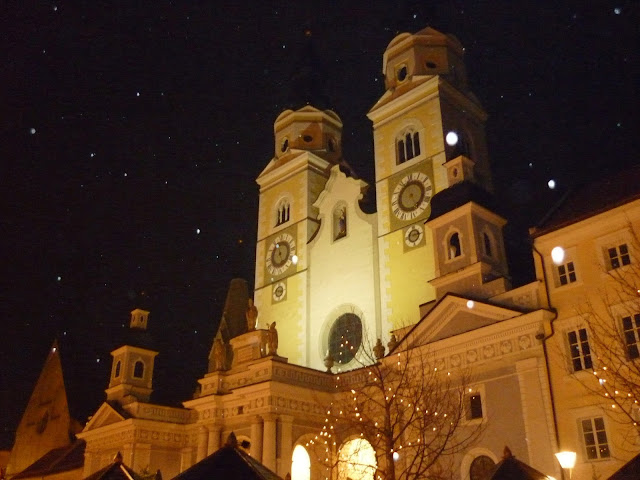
[306,349,468,479]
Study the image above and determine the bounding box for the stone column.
[122,443,134,467]
[207,425,222,455]
[250,415,263,461]
[279,415,294,477]
[262,413,277,471]
[516,356,558,477]
[134,443,151,472]
[82,451,95,478]
[196,426,208,461]
[180,447,194,473]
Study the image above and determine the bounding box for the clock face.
[266,233,296,276]
[404,224,424,248]
[391,171,432,221]
[272,281,287,302]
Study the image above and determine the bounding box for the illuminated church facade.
[6,27,640,480]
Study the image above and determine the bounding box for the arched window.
[333,205,347,240]
[114,360,121,378]
[396,128,421,164]
[338,438,376,480]
[133,360,144,379]
[291,445,311,480]
[448,232,462,259]
[483,232,493,257]
[276,198,291,226]
[328,314,363,365]
[469,455,495,480]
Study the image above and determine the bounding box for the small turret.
[106,309,158,405]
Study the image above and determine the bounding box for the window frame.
[445,230,463,261]
[621,312,640,359]
[133,359,145,379]
[395,127,422,165]
[567,327,593,372]
[463,385,487,425]
[275,197,292,227]
[579,416,611,461]
[606,243,631,270]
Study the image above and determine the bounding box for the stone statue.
[324,353,335,373]
[387,333,398,352]
[267,322,278,356]
[336,209,347,239]
[246,298,258,332]
[212,336,226,371]
[373,338,385,359]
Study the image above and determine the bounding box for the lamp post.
[555,451,576,479]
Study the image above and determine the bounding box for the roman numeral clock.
[390,170,432,220]
[265,232,296,277]
[389,168,433,250]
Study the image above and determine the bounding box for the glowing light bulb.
[445,131,459,146]
[551,246,565,265]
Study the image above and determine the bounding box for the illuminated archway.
[291,445,311,480]
[338,438,376,480]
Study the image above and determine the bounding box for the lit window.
[607,244,630,270]
[557,261,577,286]
[448,232,462,259]
[396,129,421,165]
[115,360,121,378]
[581,417,610,460]
[276,198,291,226]
[133,360,144,378]
[470,455,495,480]
[568,329,592,372]
[291,445,311,480]
[622,313,640,359]
[338,438,376,480]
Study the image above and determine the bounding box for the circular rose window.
[328,313,363,364]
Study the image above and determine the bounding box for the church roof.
[608,451,640,480]
[11,440,85,480]
[214,278,250,342]
[171,434,281,480]
[83,453,146,480]
[531,164,640,237]
[429,180,502,221]
[488,447,549,480]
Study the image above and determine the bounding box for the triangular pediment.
[82,402,127,432]
[400,294,523,349]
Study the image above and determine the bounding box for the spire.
[5,341,74,476]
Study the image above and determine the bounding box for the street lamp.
[555,451,576,479]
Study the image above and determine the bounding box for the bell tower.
[368,27,492,330]
[106,309,158,405]
[254,106,345,365]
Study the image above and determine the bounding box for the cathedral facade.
[6,26,640,480]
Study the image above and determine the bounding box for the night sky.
[1,2,638,449]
